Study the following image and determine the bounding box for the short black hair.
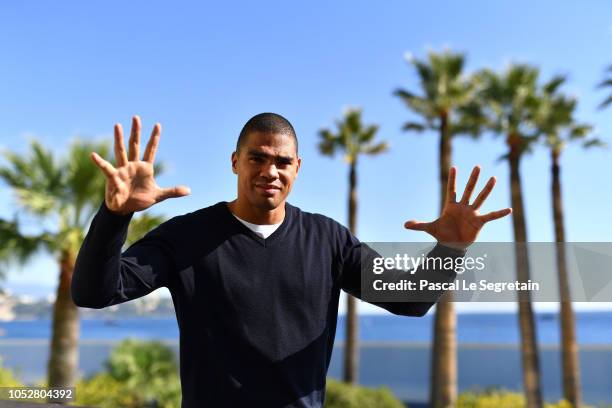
[236,113,298,154]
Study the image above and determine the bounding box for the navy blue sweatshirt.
[71,201,463,407]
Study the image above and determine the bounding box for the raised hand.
[404,166,512,249]
[91,116,191,215]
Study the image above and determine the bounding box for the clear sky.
[1,1,611,313]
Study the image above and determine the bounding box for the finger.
[156,185,191,202]
[143,123,161,163]
[479,208,513,223]
[90,152,117,178]
[446,166,457,203]
[460,165,481,205]
[114,123,128,167]
[471,176,496,210]
[128,115,141,161]
[404,220,434,234]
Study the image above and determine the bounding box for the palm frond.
[596,78,612,88]
[476,64,543,146]
[126,214,167,248]
[66,140,109,225]
[0,140,65,216]
[401,122,427,132]
[543,75,567,95]
[396,49,484,140]
[362,142,388,156]
[358,125,379,143]
[568,124,593,139]
[534,73,597,153]
[393,89,417,100]
[0,217,51,277]
[317,129,339,156]
[583,138,607,149]
[496,152,511,163]
[595,67,612,110]
[598,94,612,110]
[394,89,435,118]
[318,109,387,163]
[452,101,488,138]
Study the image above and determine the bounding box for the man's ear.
[295,156,302,178]
[231,151,238,174]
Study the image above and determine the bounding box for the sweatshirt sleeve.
[71,201,178,309]
[338,226,465,317]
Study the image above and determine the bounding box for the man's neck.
[227,199,286,225]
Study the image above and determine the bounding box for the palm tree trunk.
[47,249,80,404]
[551,149,582,408]
[508,134,543,408]
[430,112,457,408]
[343,160,359,384]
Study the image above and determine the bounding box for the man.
[71,113,511,407]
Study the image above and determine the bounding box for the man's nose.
[260,162,279,179]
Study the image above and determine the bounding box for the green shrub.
[73,373,140,408]
[0,356,24,387]
[458,388,594,408]
[324,379,405,408]
[544,398,595,408]
[458,389,525,408]
[73,338,181,408]
[104,338,180,402]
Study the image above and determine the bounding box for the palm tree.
[394,49,484,408]
[534,77,604,408]
[597,65,612,109]
[318,107,388,384]
[0,139,165,403]
[476,64,543,408]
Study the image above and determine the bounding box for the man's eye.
[250,157,264,163]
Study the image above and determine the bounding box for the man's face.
[232,131,301,211]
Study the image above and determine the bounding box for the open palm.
[404,166,512,248]
[91,116,190,215]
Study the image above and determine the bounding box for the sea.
[1,312,611,405]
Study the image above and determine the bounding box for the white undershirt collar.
[232,214,283,239]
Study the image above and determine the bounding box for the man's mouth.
[256,184,281,194]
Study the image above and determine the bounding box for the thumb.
[157,185,191,202]
[404,220,432,232]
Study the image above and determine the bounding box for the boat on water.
[103,318,119,326]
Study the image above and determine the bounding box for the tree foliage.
[324,379,404,408]
[74,339,181,408]
[0,139,167,279]
[318,108,388,164]
[394,50,486,138]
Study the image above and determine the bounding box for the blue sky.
[1,1,611,313]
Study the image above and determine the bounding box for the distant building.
[0,290,16,321]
